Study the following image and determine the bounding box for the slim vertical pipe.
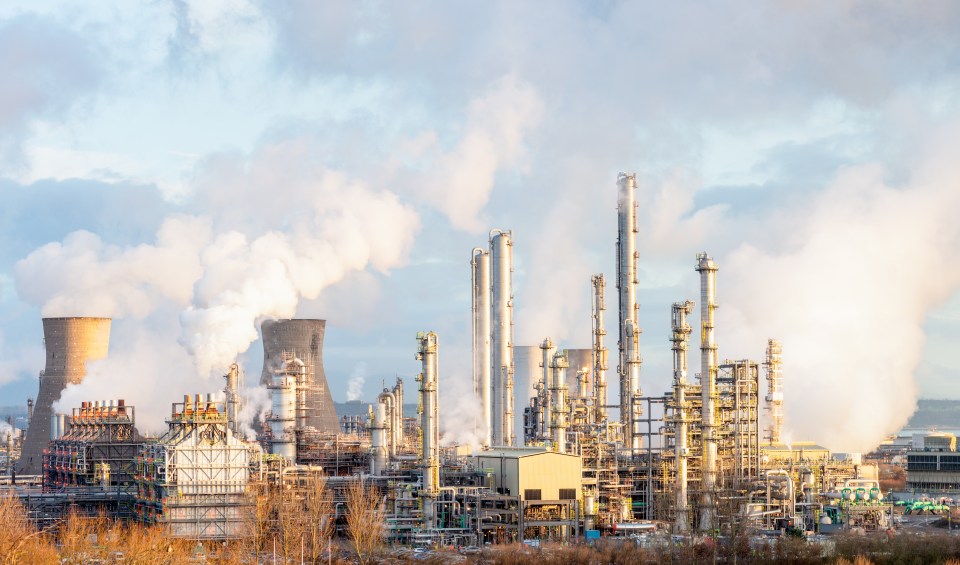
[490,230,514,446]
[696,252,719,531]
[472,248,492,447]
[671,300,695,533]
[616,174,641,450]
[591,275,608,423]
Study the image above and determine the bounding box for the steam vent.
[259,319,339,434]
[17,317,111,475]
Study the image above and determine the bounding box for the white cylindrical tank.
[514,345,542,442]
[50,413,59,441]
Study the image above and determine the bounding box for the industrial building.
[4,172,881,546]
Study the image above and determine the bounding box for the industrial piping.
[616,174,642,455]
[696,252,719,530]
[671,300,695,533]
[490,229,515,446]
[471,248,492,447]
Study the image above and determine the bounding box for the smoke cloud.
[26,138,420,430]
[721,126,960,452]
[346,362,367,402]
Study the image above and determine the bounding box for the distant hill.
[906,399,960,428]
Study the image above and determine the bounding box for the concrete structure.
[259,319,339,434]
[18,317,111,475]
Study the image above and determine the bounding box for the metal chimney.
[17,317,111,475]
[259,319,339,434]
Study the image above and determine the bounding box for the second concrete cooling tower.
[17,317,111,475]
[259,319,339,434]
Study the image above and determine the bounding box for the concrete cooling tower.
[17,317,111,475]
[259,319,339,434]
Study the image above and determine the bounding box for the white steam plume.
[20,139,420,430]
[414,73,543,233]
[346,362,367,402]
[722,129,960,452]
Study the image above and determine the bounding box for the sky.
[1,1,960,452]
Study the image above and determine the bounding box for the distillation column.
[591,275,609,424]
[472,248,492,447]
[224,362,243,435]
[490,230,515,446]
[371,401,388,475]
[764,339,784,445]
[671,300,695,533]
[696,253,719,531]
[549,351,569,453]
[616,173,642,455]
[417,331,440,528]
[539,338,556,442]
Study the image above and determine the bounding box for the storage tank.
[18,317,111,475]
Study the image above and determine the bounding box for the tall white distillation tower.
[696,252,719,531]
[417,331,440,528]
[671,300,695,532]
[591,275,609,424]
[490,229,515,446]
[471,248,492,447]
[616,173,642,455]
[764,339,784,445]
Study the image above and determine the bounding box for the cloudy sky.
[1,1,959,451]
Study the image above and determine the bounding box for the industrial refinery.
[0,174,901,558]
